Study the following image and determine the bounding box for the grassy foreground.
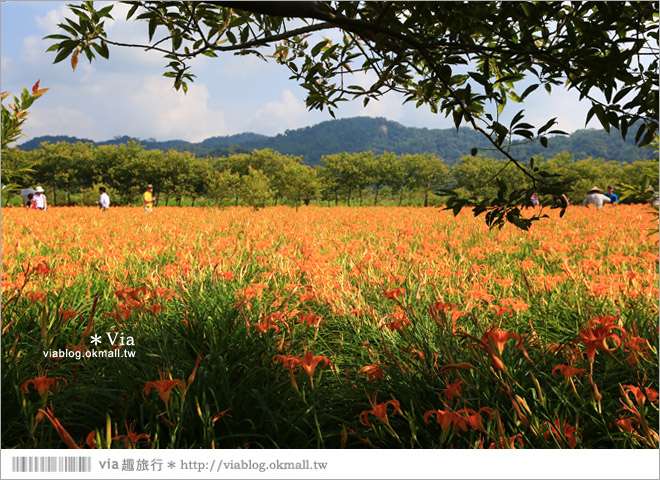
[1,205,658,449]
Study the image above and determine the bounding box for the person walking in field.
[552,193,570,208]
[603,185,619,205]
[530,192,540,207]
[96,186,110,211]
[582,186,611,209]
[143,184,157,212]
[32,186,48,210]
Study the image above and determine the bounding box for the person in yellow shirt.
[143,184,156,211]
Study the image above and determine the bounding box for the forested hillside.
[18,117,653,165]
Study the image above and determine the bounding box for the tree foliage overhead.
[46,1,658,227]
[1,81,49,198]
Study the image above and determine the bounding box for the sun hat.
[147,184,153,189]
[587,186,603,194]
[35,186,45,193]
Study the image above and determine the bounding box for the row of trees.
[3,140,656,208]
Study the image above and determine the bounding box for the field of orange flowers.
[1,205,658,449]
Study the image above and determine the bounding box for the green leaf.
[43,34,71,40]
[52,45,76,64]
[148,17,157,41]
[99,40,109,59]
[537,117,557,135]
[97,5,114,18]
[492,122,508,145]
[540,136,548,148]
[494,74,524,85]
[126,3,139,19]
[593,104,610,133]
[311,40,328,57]
[620,119,628,141]
[520,83,539,100]
[452,109,462,131]
[510,110,525,128]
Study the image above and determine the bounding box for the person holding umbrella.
[20,188,37,209]
[32,186,48,210]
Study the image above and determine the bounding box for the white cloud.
[358,93,405,121]
[22,35,47,66]
[525,89,600,133]
[23,105,96,139]
[1,55,12,72]
[247,88,308,135]
[126,76,228,142]
[34,3,70,33]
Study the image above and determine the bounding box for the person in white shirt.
[582,186,611,209]
[96,186,110,211]
[33,186,47,210]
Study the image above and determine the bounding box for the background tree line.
[3,140,656,208]
[18,117,655,167]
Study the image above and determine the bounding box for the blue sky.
[1,1,602,144]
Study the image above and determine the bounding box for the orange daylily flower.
[273,352,331,388]
[35,407,81,449]
[424,407,492,435]
[441,379,464,402]
[382,306,410,332]
[615,415,639,435]
[576,318,624,364]
[85,431,97,449]
[147,304,164,315]
[552,364,587,380]
[251,322,279,335]
[468,327,526,372]
[460,407,493,433]
[646,388,659,405]
[491,305,512,317]
[58,309,80,323]
[299,312,324,327]
[489,434,524,449]
[143,378,184,407]
[300,353,331,386]
[112,420,151,448]
[273,354,300,370]
[423,408,465,433]
[33,261,52,275]
[358,364,386,382]
[482,328,523,356]
[25,291,47,304]
[621,385,658,407]
[543,418,582,448]
[622,335,651,365]
[359,393,400,428]
[212,408,232,424]
[384,287,406,300]
[428,301,457,323]
[21,375,67,397]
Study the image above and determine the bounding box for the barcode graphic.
[11,456,91,473]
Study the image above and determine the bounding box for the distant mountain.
[18,117,654,165]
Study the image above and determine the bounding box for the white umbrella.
[20,188,36,203]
